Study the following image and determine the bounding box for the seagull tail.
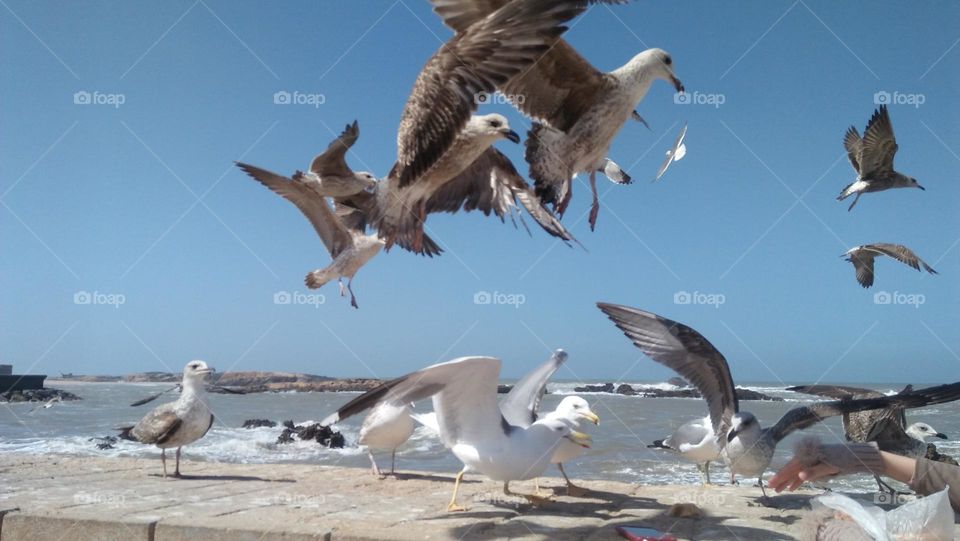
[116,426,137,441]
[526,123,572,214]
[305,268,338,290]
[647,439,671,450]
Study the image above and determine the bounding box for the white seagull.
[292,120,378,198]
[119,360,214,478]
[655,122,687,181]
[430,1,683,231]
[647,414,720,484]
[842,243,937,288]
[320,356,592,512]
[597,303,960,499]
[236,162,384,308]
[837,105,924,211]
[358,402,415,477]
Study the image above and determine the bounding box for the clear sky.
[2,1,958,385]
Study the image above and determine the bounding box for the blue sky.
[1,1,958,384]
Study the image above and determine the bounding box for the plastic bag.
[812,486,953,540]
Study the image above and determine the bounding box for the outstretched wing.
[865,243,938,275]
[310,120,359,177]
[499,349,567,428]
[858,105,898,177]
[843,126,862,173]
[597,303,739,445]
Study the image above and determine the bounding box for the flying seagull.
[290,120,378,198]
[647,415,720,484]
[29,395,63,414]
[655,122,687,181]
[372,0,596,254]
[320,356,592,512]
[119,360,214,478]
[597,303,960,499]
[837,105,923,211]
[430,0,683,231]
[842,243,937,288]
[236,162,384,308]
[358,402,415,477]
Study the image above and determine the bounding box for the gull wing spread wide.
[499,349,568,428]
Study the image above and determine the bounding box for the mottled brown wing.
[310,120,359,178]
[131,404,182,445]
[866,243,937,275]
[843,126,862,173]
[859,105,898,177]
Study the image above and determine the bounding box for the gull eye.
[664,55,672,66]
[489,119,502,128]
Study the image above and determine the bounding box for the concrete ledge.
[1,453,956,540]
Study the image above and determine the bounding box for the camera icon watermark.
[874,491,910,505]
[473,290,525,308]
[254,493,326,508]
[873,90,925,108]
[674,90,725,108]
[873,290,924,308]
[670,489,727,507]
[73,90,125,108]
[674,290,725,308]
[273,290,325,308]
[74,290,126,308]
[474,91,524,106]
[74,491,126,507]
[273,90,325,108]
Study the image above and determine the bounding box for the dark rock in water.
[0,388,82,403]
[926,443,959,466]
[574,383,615,393]
[667,377,690,388]
[497,384,512,394]
[616,384,637,396]
[275,421,344,448]
[242,419,276,429]
[90,435,118,451]
[634,387,783,402]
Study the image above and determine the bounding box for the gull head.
[353,171,378,191]
[726,412,759,443]
[555,396,600,426]
[627,48,684,93]
[466,114,520,144]
[532,418,592,448]
[907,422,947,441]
[911,177,925,191]
[182,360,213,383]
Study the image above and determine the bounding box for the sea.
[3,380,958,494]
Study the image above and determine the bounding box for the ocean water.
[2,380,958,494]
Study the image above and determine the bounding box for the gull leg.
[556,184,573,219]
[730,472,738,486]
[368,450,383,478]
[847,192,861,211]
[347,278,358,309]
[413,203,426,253]
[338,278,346,297]
[161,449,167,478]
[558,463,587,497]
[506,480,552,506]
[174,447,182,477]
[705,461,711,485]
[588,171,600,231]
[390,449,396,476]
[447,469,467,512]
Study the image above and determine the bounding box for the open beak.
[502,129,520,144]
[565,430,592,448]
[936,432,948,440]
[917,184,926,191]
[671,75,685,94]
[579,411,600,426]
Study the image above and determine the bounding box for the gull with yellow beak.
[321,356,591,511]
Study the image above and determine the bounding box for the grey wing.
[320,356,504,449]
[866,243,937,275]
[597,303,739,443]
[334,190,377,232]
[423,147,574,241]
[200,414,215,438]
[767,382,960,443]
[130,403,182,444]
[785,384,883,400]
[848,250,876,288]
[858,105,898,177]
[395,0,584,187]
[236,162,353,258]
[310,120,359,177]
[499,349,567,428]
[843,126,862,173]
[667,417,712,449]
